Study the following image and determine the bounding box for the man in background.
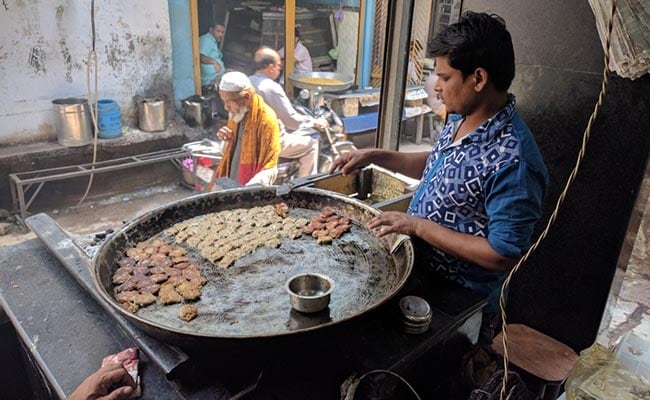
[279,27,313,73]
[199,22,226,93]
[215,72,281,186]
[249,47,325,177]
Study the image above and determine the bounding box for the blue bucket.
[97,99,122,139]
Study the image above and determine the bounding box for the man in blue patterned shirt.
[330,12,548,344]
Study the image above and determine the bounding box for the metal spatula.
[275,171,341,196]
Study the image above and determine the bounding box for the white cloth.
[246,166,278,186]
[219,72,251,92]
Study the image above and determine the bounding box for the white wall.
[0,1,172,145]
[335,10,359,78]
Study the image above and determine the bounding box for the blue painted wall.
[168,0,196,111]
[359,0,374,88]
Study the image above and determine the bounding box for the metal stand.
[9,148,189,223]
[181,140,223,192]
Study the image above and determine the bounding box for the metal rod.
[17,181,27,220]
[9,177,18,215]
[24,182,45,212]
[11,149,188,180]
[16,152,188,185]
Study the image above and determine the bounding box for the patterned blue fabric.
[407,95,548,311]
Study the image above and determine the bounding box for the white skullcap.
[219,71,252,92]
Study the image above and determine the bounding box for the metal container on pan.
[93,187,414,348]
[286,273,334,313]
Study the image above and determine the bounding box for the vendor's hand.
[329,149,374,176]
[68,363,135,400]
[216,126,233,142]
[213,61,222,73]
[312,117,328,130]
[368,211,418,238]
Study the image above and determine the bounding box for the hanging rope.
[78,0,99,206]
[498,1,618,398]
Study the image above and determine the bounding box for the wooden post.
[285,0,296,95]
[190,0,201,94]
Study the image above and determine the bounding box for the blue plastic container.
[97,99,122,138]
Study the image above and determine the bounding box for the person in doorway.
[278,27,313,74]
[423,71,448,141]
[215,72,281,186]
[249,46,326,177]
[199,22,226,93]
[329,11,549,345]
[424,71,446,119]
[67,363,135,400]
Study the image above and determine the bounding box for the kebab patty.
[112,241,207,321]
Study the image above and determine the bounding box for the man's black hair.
[428,11,515,92]
[254,46,278,70]
[295,27,301,39]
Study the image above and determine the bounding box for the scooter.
[276,103,357,184]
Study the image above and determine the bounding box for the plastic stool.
[492,324,578,400]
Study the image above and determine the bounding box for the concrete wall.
[0,1,172,146]
[462,1,650,350]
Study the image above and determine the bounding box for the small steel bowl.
[286,273,335,313]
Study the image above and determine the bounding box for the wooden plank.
[492,324,578,382]
[284,0,295,95]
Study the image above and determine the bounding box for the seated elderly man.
[215,72,281,186]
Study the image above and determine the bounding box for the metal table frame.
[9,147,190,222]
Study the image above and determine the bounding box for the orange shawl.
[216,93,281,185]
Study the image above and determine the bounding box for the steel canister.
[399,296,432,334]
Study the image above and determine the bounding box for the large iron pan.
[93,187,413,347]
[289,71,354,92]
